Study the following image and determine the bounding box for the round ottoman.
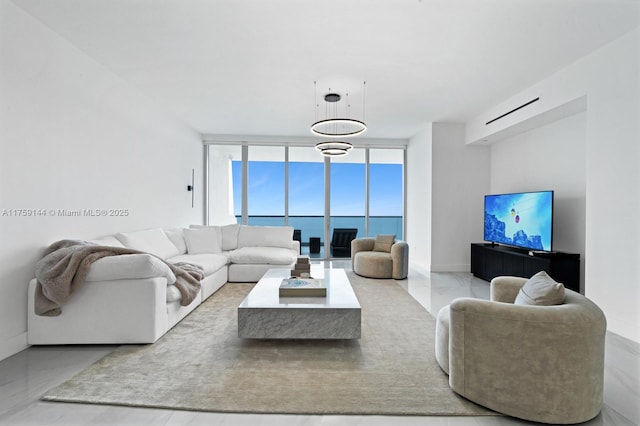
[435,304,450,375]
[353,251,393,279]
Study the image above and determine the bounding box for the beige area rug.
[43,272,496,416]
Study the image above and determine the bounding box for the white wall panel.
[0,1,203,360]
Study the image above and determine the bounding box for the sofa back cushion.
[168,253,228,275]
[183,227,222,254]
[227,246,296,265]
[237,225,293,249]
[115,228,180,259]
[190,224,240,251]
[86,253,176,283]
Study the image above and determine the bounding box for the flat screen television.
[484,190,553,252]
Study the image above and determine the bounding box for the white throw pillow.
[115,228,180,259]
[237,225,294,249]
[163,228,187,255]
[85,253,176,283]
[183,228,222,254]
[220,224,240,250]
[373,234,396,252]
[514,271,565,306]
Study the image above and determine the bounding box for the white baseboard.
[0,332,28,362]
[430,264,470,273]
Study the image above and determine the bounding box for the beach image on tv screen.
[484,191,553,251]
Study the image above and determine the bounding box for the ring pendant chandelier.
[312,81,367,156]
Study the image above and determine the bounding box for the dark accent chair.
[293,229,302,254]
[309,237,321,254]
[330,228,358,257]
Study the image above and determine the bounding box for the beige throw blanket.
[34,239,203,316]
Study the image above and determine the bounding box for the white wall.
[466,28,640,343]
[430,123,491,271]
[407,123,491,274]
[490,112,587,290]
[582,29,639,344]
[0,1,203,360]
[406,127,432,274]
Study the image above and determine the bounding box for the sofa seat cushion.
[353,251,393,279]
[227,246,296,265]
[85,254,176,283]
[167,253,228,276]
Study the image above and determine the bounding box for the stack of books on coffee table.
[279,277,326,297]
[290,256,311,278]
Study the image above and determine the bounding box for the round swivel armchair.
[351,235,408,279]
[435,274,606,424]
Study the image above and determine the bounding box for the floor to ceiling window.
[288,147,325,254]
[330,149,366,256]
[206,143,405,259]
[247,146,285,226]
[369,148,404,239]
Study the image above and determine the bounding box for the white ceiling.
[11,0,640,141]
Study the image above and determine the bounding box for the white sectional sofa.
[27,224,299,345]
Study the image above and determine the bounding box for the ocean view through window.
[208,144,404,258]
[234,215,403,245]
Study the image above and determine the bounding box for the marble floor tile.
[1,265,638,426]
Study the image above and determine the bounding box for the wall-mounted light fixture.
[187,169,194,208]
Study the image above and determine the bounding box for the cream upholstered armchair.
[351,235,408,279]
[435,273,606,424]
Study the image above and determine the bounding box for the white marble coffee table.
[237,267,361,339]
